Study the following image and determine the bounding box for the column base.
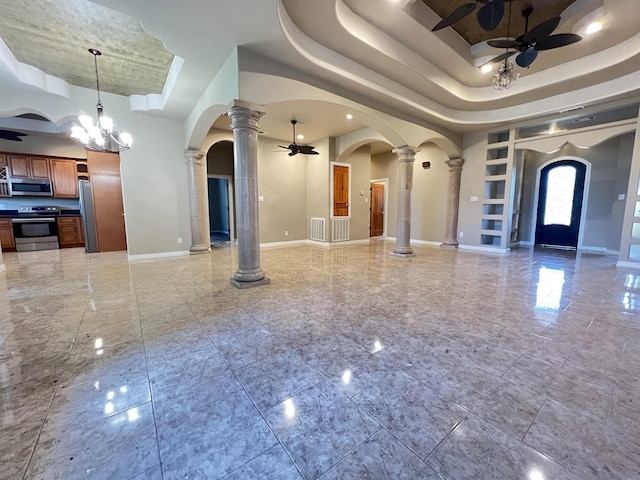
[389,251,416,258]
[440,241,459,249]
[230,277,271,289]
[190,245,211,254]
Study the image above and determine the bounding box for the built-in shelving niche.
[480,129,512,249]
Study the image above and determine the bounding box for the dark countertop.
[0,209,81,218]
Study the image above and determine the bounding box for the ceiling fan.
[486,6,582,68]
[432,0,505,32]
[0,129,27,142]
[278,120,319,156]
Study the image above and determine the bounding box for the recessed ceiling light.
[346,114,353,120]
[297,134,304,140]
[586,21,602,34]
[481,64,493,74]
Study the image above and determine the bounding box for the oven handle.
[12,217,56,223]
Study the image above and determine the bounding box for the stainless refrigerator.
[78,179,98,253]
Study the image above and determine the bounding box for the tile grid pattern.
[1,242,639,479]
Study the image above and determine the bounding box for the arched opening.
[206,140,235,245]
[534,159,588,249]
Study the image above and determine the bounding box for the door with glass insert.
[535,160,586,248]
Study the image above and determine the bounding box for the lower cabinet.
[0,218,16,251]
[57,216,85,248]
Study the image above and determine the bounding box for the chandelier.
[492,59,520,90]
[71,49,132,152]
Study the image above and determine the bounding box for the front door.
[535,160,586,248]
[370,182,384,236]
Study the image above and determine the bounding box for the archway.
[206,140,236,244]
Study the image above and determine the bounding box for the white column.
[391,146,418,256]
[184,149,211,254]
[227,100,270,288]
[442,158,465,248]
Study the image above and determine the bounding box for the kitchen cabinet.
[50,158,79,198]
[9,155,51,179]
[0,218,16,251]
[57,216,84,248]
[0,154,6,166]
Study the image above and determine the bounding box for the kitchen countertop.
[0,209,81,218]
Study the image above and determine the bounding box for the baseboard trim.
[261,239,372,249]
[410,239,442,247]
[606,249,620,256]
[580,246,606,253]
[458,244,510,255]
[616,260,640,269]
[128,250,191,261]
[260,240,309,249]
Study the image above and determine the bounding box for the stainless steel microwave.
[9,178,53,196]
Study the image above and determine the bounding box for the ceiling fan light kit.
[278,120,319,156]
[433,1,583,90]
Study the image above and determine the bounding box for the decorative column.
[442,158,465,248]
[184,149,211,254]
[227,100,270,289]
[391,146,418,257]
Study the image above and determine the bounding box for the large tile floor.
[1,241,640,479]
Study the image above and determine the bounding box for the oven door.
[12,217,59,251]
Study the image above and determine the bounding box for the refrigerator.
[78,179,98,253]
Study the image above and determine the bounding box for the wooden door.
[370,182,384,237]
[333,165,349,217]
[0,219,15,250]
[9,155,30,178]
[50,159,79,197]
[88,151,127,252]
[30,157,51,179]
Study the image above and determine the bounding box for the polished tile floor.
[1,241,640,479]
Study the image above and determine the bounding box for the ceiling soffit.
[0,0,174,96]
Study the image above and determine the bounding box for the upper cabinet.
[50,158,79,198]
[9,155,51,179]
[1,152,84,198]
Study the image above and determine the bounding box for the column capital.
[392,145,420,162]
[184,149,205,166]
[445,157,465,171]
[226,99,266,131]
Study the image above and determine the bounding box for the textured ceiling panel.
[422,0,576,45]
[0,0,173,96]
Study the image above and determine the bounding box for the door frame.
[530,156,591,249]
[207,174,235,241]
[330,161,352,219]
[370,178,389,237]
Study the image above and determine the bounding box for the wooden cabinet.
[0,154,7,166]
[8,155,51,179]
[0,165,8,197]
[57,216,84,248]
[0,218,16,251]
[50,158,79,198]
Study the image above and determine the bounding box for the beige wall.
[306,137,331,240]
[412,144,449,243]
[340,146,371,240]
[0,135,86,158]
[258,137,308,243]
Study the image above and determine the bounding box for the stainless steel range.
[12,206,59,251]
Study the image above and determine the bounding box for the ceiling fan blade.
[522,17,560,45]
[277,145,291,150]
[432,2,477,31]
[0,129,27,141]
[487,50,516,64]
[288,151,298,157]
[297,146,319,155]
[536,33,582,51]
[487,39,519,49]
[477,0,504,32]
[516,48,538,68]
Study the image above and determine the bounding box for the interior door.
[370,182,384,237]
[88,151,127,252]
[535,160,586,248]
[333,165,349,217]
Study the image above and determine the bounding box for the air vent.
[573,116,596,123]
